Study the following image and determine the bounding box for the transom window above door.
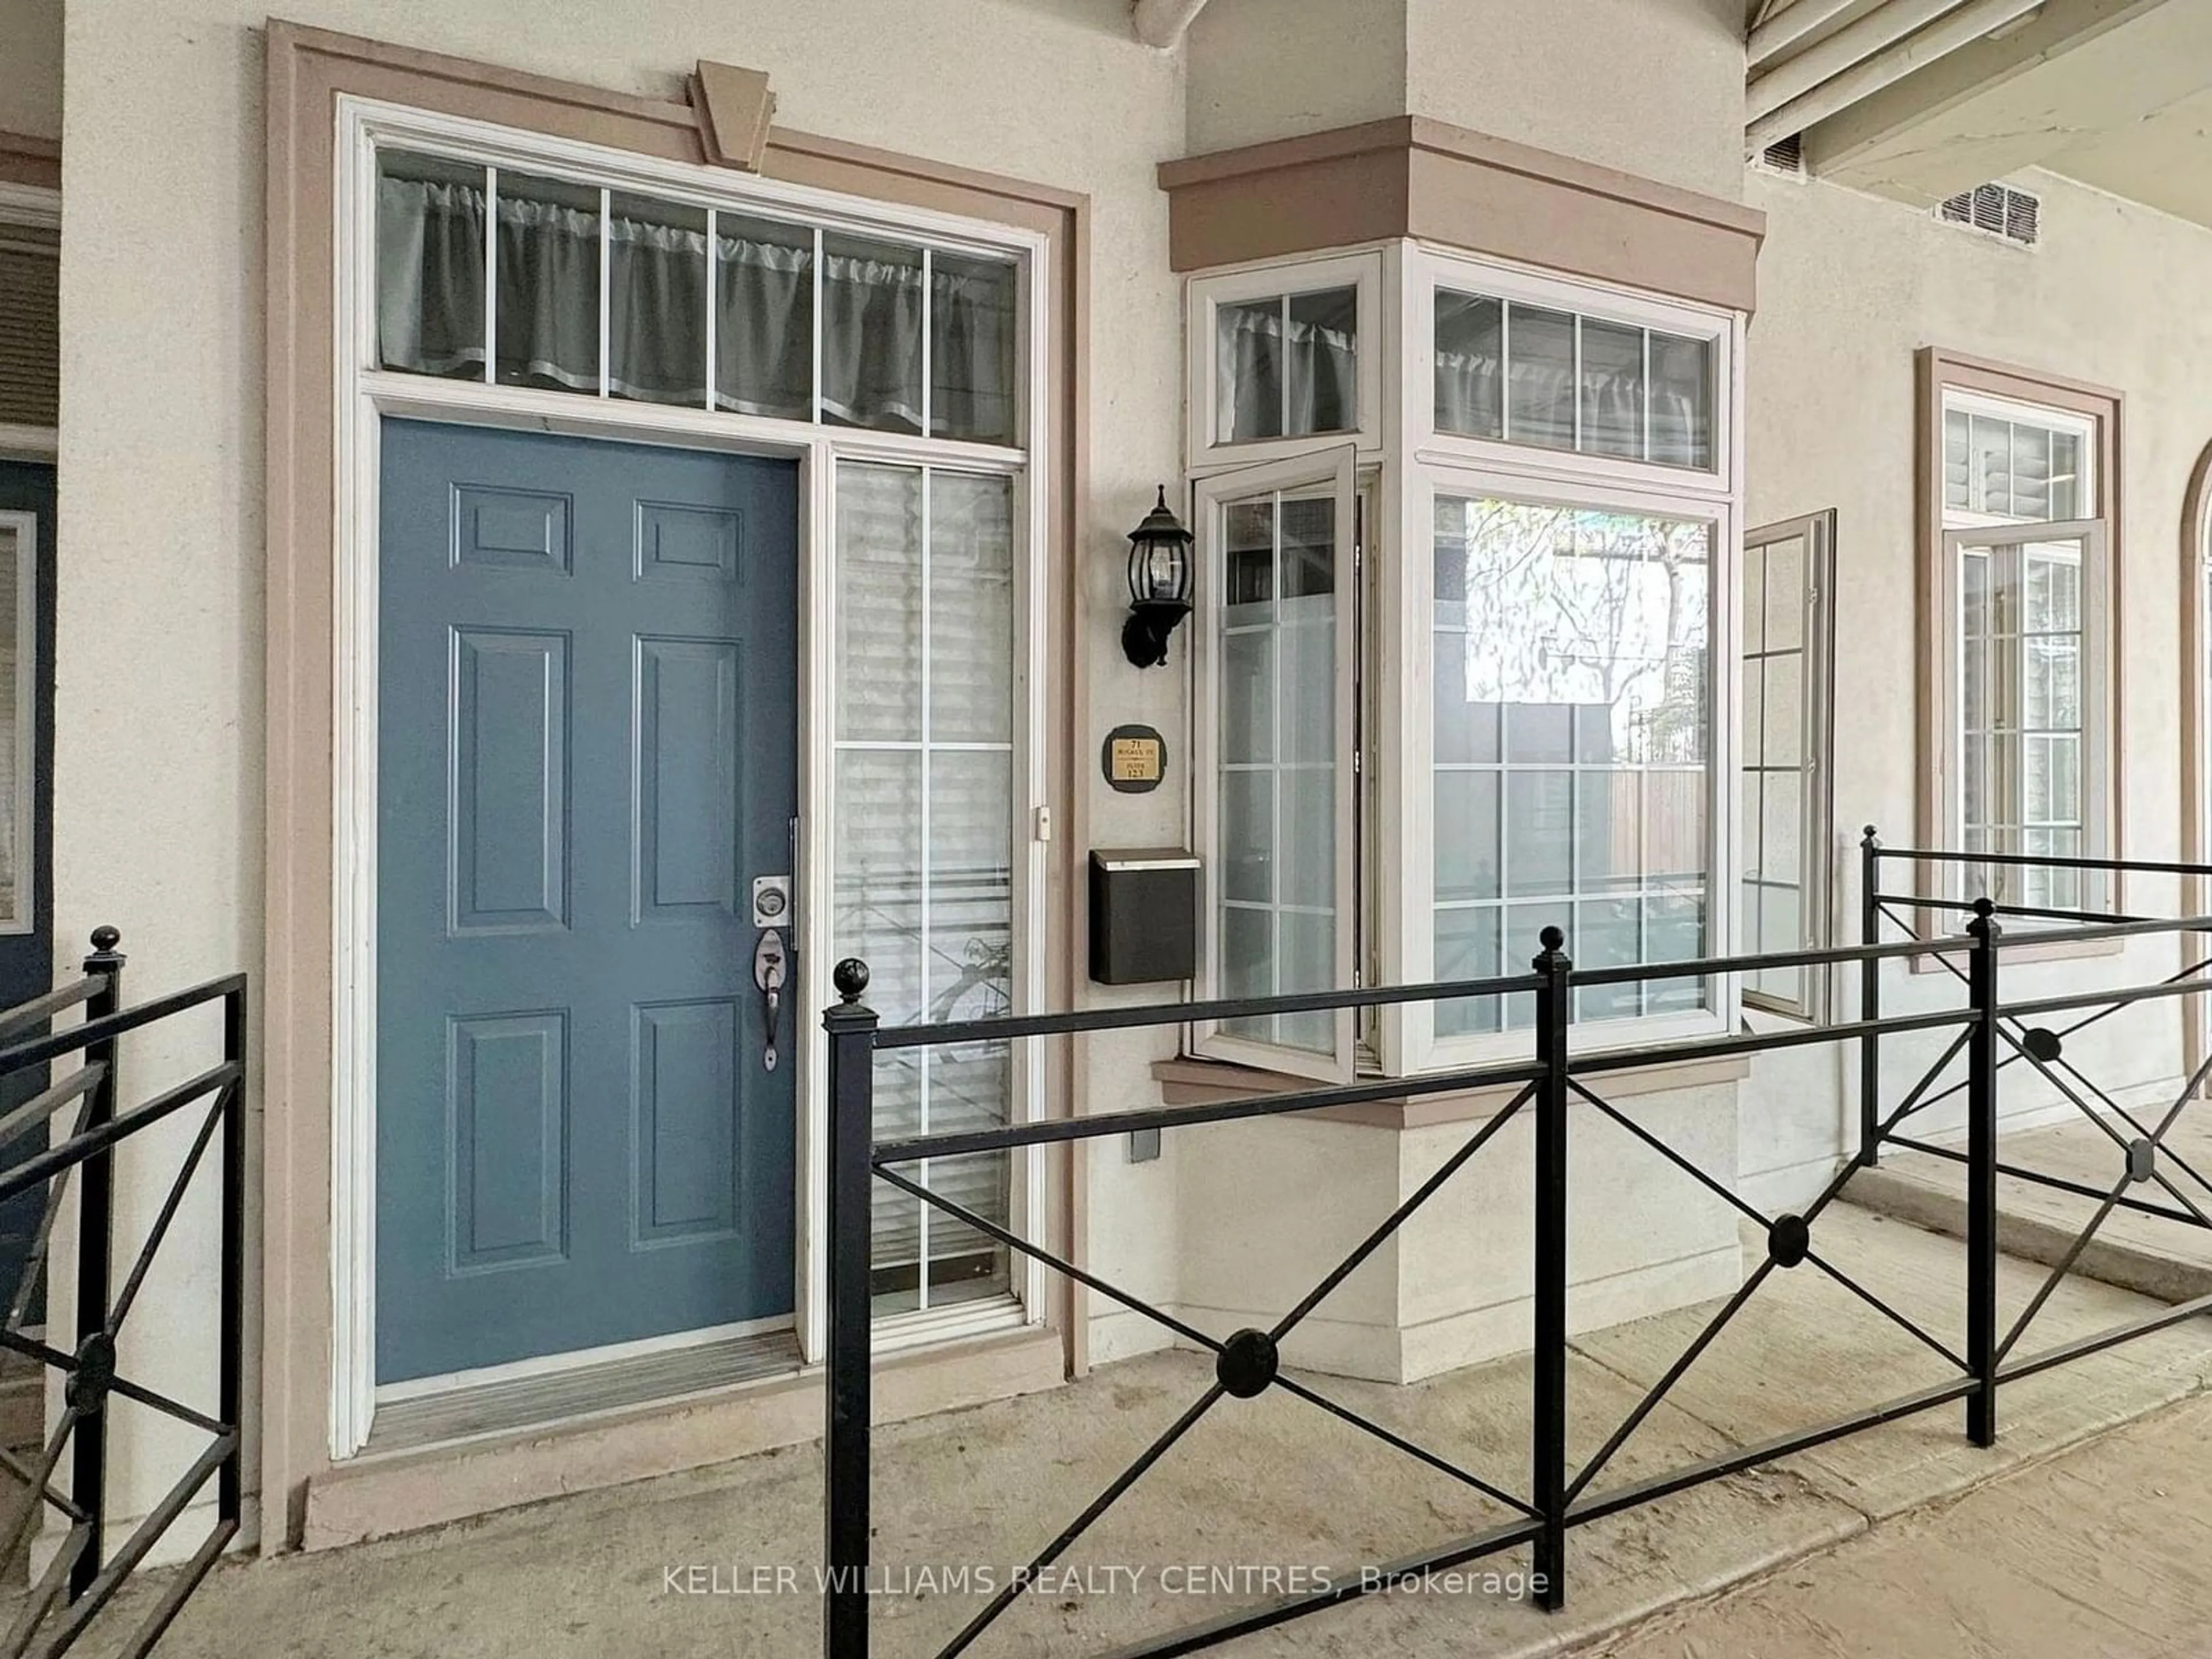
[373,149,1022,445]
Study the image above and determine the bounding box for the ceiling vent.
[1938,182,2040,248]
[1756,133,1805,176]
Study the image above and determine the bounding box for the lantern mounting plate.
[1122,599,1192,668]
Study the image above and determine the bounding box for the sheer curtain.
[1214,301,1357,442]
[1432,293,1711,468]
[377,174,1016,438]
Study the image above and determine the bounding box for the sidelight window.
[833,463,1020,1315]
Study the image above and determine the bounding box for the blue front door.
[376,419,799,1384]
[0,462,55,1321]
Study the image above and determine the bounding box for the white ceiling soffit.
[1776,0,2212,210]
[1747,0,2054,152]
[1132,0,1214,48]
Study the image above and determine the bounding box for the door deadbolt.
[752,874,792,928]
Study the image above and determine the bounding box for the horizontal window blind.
[0,231,59,430]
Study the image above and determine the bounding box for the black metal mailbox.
[1088,849,1199,984]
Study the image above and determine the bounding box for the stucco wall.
[1404,0,1746,200]
[1740,164,2212,1203]
[55,0,1187,1549]
[1184,0,1407,156]
[1184,0,1745,204]
[0,0,61,141]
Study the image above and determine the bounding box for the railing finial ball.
[833,958,870,1003]
[1861,824,1880,844]
[1539,925,1566,953]
[1971,896,1995,918]
[89,925,120,953]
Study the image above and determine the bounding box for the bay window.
[1189,244,1741,1078]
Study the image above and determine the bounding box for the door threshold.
[363,1324,803,1456]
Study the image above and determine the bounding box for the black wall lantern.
[1122,486,1194,668]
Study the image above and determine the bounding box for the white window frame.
[331,95,1052,1457]
[1191,448,1361,1082]
[0,509,34,937]
[1940,388,2097,532]
[1410,244,1737,497]
[1740,510,1836,1022]
[1185,250,1386,465]
[1929,382,2113,918]
[1937,518,2112,914]
[1406,464,1738,1070]
[1399,246,1743,1070]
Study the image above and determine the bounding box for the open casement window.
[1193,450,1360,1082]
[1740,512,1836,1020]
[1940,520,2112,916]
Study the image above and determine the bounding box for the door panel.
[376,420,798,1384]
[0,462,54,1320]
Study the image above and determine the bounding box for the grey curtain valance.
[1434,348,1707,465]
[1214,305,1356,441]
[376,176,1016,440]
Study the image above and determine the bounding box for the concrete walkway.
[63,1206,2212,1657]
[1606,1388,2212,1658]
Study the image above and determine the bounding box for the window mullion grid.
[597,187,612,399]
[1640,329,1653,467]
[482,165,499,386]
[1496,702,1512,1022]
[1270,491,1287,1046]
[1571,315,1584,455]
[921,247,934,440]
[917,463,934,1310]
[810,225,825,425]
[1499,304,1514,445]
[702,207,717,413]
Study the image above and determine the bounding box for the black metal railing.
[819,835,2212,1657]
[0,929,247,1656]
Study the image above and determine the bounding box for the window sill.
[1906,933,2124,974]
[1150,1051,1751,1130]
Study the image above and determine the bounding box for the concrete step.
[1851,1116,2212,1306]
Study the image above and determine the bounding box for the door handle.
[753,927,789,1071]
